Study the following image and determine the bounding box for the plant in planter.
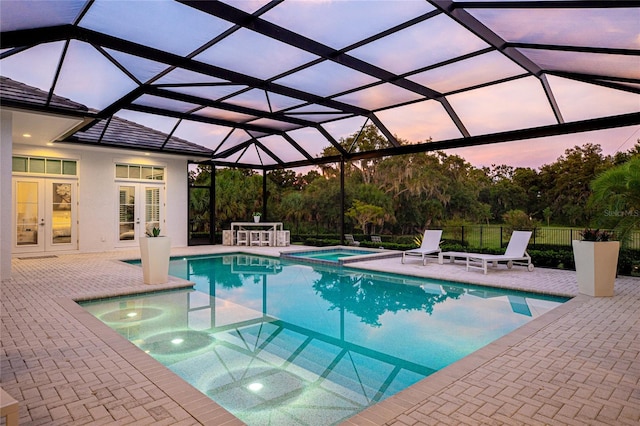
[580,228,613,242]
[139,226,171,284]
[572,228,619,297]
[574,156,640,296]
[253,212,262,223]
[589,156,640,246]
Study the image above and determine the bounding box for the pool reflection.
[84,254,567,425]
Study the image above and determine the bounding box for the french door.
[117,183,165,245]
[12,177,78,253]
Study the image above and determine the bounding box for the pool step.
[222,324,400,401]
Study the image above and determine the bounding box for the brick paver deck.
[1,246,638,425]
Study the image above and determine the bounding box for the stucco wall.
[11,143,189,253]
[0,111,13,280]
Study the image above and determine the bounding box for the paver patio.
[1,246,638,425]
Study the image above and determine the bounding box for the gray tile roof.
[0,76,88,112]
[67,114,214,157]
[1,76,213,157]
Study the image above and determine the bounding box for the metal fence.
[442,226,640,251]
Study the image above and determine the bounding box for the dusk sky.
[449,125,640,170]
[2,0,638,170]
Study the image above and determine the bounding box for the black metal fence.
[441,226,640,251]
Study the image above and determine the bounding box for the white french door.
[12,177,78,253]
[117,183,165,246]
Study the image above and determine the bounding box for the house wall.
[11,142,189,253]
[0,111,13,281]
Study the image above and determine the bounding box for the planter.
[139,236,171,284]
[572,240,619,297]
[253,216,261,223]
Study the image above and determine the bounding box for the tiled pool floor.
[1,245,638,425]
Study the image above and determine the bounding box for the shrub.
[618,249,640,275]
[502,209,540,232]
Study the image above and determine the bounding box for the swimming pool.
[280,246,400,265]
[84,254,567,425]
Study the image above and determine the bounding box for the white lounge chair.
[345,234,360,246]
[371,235,383,248]
[439,230,534,274]
[402,230,442,265]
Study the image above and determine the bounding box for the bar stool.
[260,231,272,246]
[276,230,290,246]
[250,230,262,246]
[236,230,248,246]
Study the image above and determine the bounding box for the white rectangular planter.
[139,236,171,284]
[572,240,619,297]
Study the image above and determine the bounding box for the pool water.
[289,249,371,262]
[280,247,397,265]
[299,250,366,261]
[84,254,567,425]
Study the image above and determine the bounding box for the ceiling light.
[22,133,31,138]
[46,142,54,146]
[247,382,263,392]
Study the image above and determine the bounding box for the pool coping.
[58,253,580,426]
[280,245,402,265]
[341,294,587,425]
[56,296,243,425]
[7,246,639,425]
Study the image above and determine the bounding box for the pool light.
[171,338,184,345]
[126,312,138,318]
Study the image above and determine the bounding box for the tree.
[438,153,489,221]
[346,200,386,234]
[512,167,543,218]
[297,169,322,188]
[321,124,391,185]
[302,176,342,233]
[538,144,613,225]
[215,168,262,228]
[188,165,212,234]
[542,207,552,226]
[589,155,640,245]
[268,169,298,189]
[612,141,640,165]
[485,164,531,220]
[280,192,305,234]
[189,187,210,233]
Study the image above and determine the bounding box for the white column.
[0,111,13,281]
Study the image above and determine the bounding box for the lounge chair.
[402,230,442,265]
[345,234,360,246]
[438,230,534,274]
[371,235,383,248]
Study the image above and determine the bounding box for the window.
[115,163,165,180]
[12,156,77,176]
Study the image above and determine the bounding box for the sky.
[448,125,640,170]
[1,1,638,172]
